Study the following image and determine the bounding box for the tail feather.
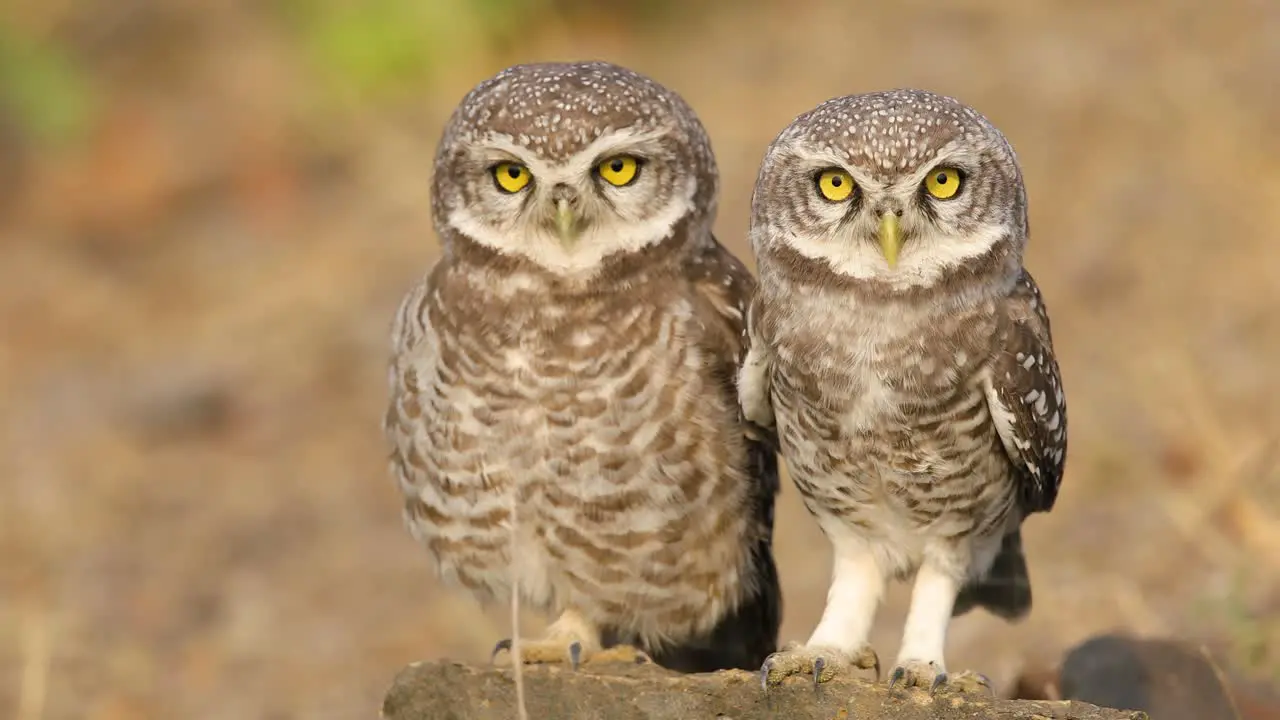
[953,529,1033,621]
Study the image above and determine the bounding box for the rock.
[382,659,1149,720]
[1013,633,1280,720]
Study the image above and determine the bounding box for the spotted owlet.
[739,89,1068,692]
[383,61,781,673]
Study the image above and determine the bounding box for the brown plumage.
[383,61,780,673]
[741,89,1067,692]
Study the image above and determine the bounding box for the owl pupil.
[507,166,521,179]
[936,173,948,184]
[610,159,624,172]
[830,177,842,187]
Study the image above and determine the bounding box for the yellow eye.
[597,155,639,186]
[493,162,532,193]
[924,167,963,199]
[816,168,855,202]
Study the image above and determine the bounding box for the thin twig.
[503,466,528,720]
[1197,644,1243,720]
[17,606,51,720]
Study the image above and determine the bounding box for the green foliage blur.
[275,0,532,106]
[0,18,93,149]
[0,0,687,151]
[276,0,686,106]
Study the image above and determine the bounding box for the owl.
[383,61,781,674]
[739,89,1067,693]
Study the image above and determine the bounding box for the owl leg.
[491,607,650,670]
[760,531,883,690]
[888,557,993,696]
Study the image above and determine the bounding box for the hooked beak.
[878,212,901,269]
[555,198,577,246]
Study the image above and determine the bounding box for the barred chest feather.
[387,264,754,645]
[762,287,1019,550]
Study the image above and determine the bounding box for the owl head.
[430,61,717,277]
[750,88,1028,295]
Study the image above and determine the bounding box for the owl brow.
[786,149,880,191]
[581,128,669,167]
[918,144,982,180]
[475,143,550,179]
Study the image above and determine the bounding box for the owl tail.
[953,529,1033,621]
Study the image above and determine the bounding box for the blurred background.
[2,0,1278,718]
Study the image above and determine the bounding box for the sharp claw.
[760,658,774,692]
[490,638,512,664]
[872,656,883,683]
[929,672,948,695]
[812,656,825,688]
[568,641,582,671]
[888,666,905,690]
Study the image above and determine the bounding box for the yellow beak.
[556,199,577,245]
[878,212,901,269]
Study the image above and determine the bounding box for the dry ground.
[2,0,1279,718]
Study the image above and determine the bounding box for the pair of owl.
[383,61,1067,693]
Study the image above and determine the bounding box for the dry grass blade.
[1197,644,1244,720]
[17,606,51,720]
[502,465,529,720]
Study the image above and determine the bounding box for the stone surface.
[382,659,1149,720]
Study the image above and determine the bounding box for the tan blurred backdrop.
[2,0,1278,718]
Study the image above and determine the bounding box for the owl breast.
[766,294,1018,568]
[389,273,754,645]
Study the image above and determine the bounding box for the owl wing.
[685,234,780,449]
[982,269,1068,516]
[651,234,783,671]
[383,266,442,492]
[684,234,781,504]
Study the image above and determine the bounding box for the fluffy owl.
[383,61,781,673]
[739,89,1067,692]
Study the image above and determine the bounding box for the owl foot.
[759,641,881,691]
[491,637,650,671]
[888,659,993,696]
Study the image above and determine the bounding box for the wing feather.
[684,235,780,513]
[983,270,1068,515]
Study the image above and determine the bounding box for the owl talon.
[491,638,513,664]
[759,643,878,690]
[488,635,585,666]
[889,660,992,695]
[940,670,995,696]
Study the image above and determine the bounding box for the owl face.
[431,62,717,276]
[751,89,1027,291]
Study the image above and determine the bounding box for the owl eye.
[596,155,640,187]
[924,167,963,200]
[815,168,856,202]
[492,162,532,193]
